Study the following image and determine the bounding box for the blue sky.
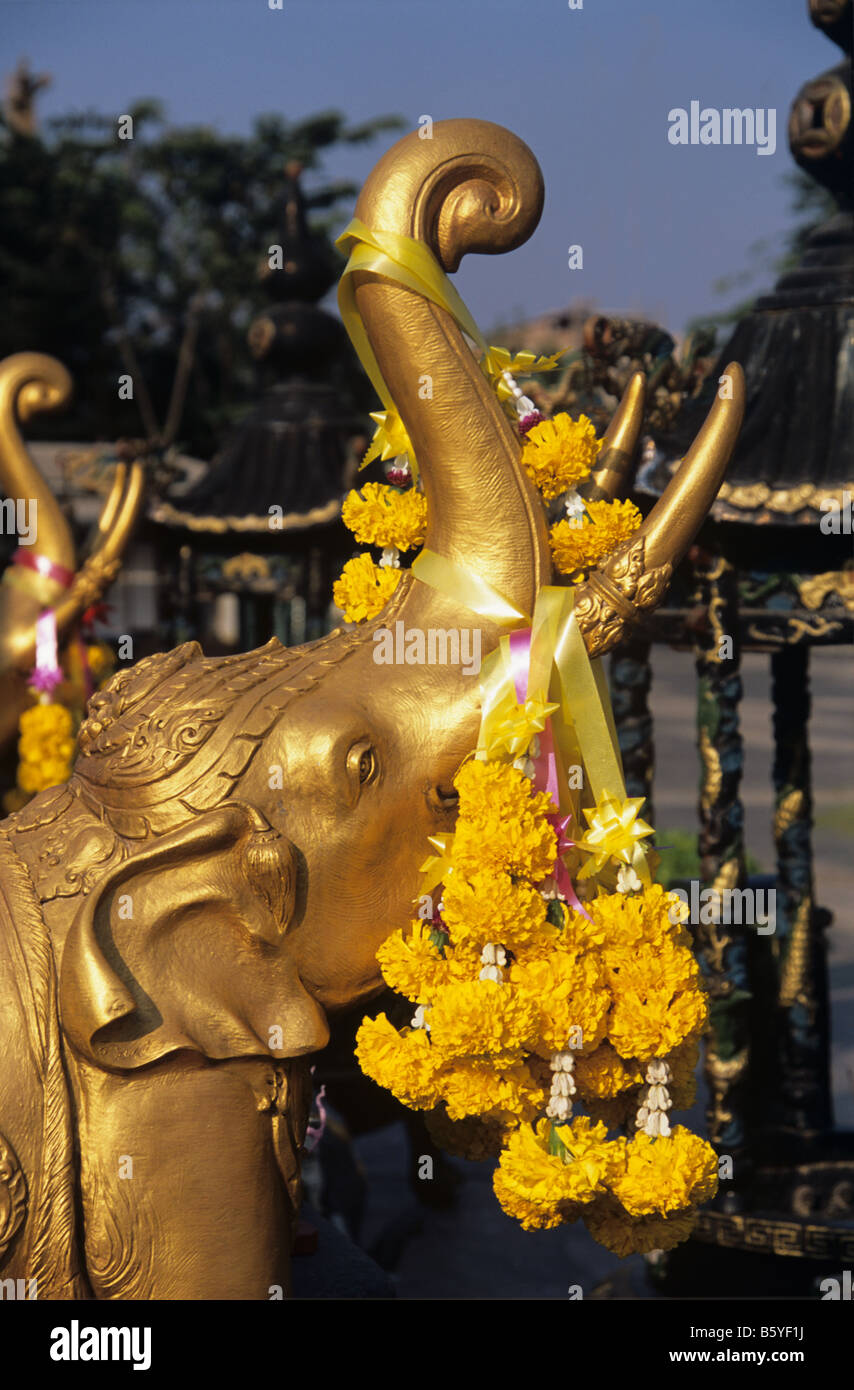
[2,0,837,336]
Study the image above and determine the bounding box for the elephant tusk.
[573,362,745,657]
[0,352,76,574]
[579,371,645,503]
[51,459,145,633]
[634,361,744,571]
[91,462,127,542]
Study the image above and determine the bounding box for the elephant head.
[13,119,742,1060]
[0,351,144,749]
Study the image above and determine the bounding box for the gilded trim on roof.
[148,497,342,534]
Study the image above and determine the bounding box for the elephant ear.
[59,802,329,1071]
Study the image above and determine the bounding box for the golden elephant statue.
[0,351,144,752]
[0,120,743,1300]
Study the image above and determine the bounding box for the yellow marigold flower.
[429,979,539,1062]
[557,901,608,953]
[424,1106,507,1161]
[21,734,73,763]
[440,1058,546,1124]
[584,1196,697,1257]
[494,1116,619,1232]
[521,412,601,500]
[605,943,708,1059]
[39,758,73,787]
[332,553,402,623]
[554,1114,627,1185]
[85,642,112,678]
[550,498,642,576]
[355,1014,444,1110]
[18,734,48,762]
[610,1127,719,1218]
[18,763,45,794]
[440,869,553,955]
[590,884,693,956]
[376,920,469,1004]
[451,760,556,881]
[454,758,555,825]
[493,1166,584,1231]
[341,482,428,551]
[20,704,72,737]
[511,947,609,1057]
[575,1042,644,1099]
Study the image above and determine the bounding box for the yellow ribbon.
[336,219,490,479]
[411,549,529,627]
[481,346,565,400]
[334,219,652,889]
[412,554,652,883]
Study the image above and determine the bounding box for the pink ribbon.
[304,1079,328,1154]
[507,629,590,921]
[508,629,560,803]
[29,609,63,698]
[546,811,591,922]
[12,548,74,589]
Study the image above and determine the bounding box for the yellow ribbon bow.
[361,405,414,472]
[484,689,559,760]
[575,795,655,884]
[480,347,565,400]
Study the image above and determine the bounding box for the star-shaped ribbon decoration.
[484,689,559,759]
[361,405,416,476]
[575,795,654,885]
[545,811,592,922]
[419,832,455,895]
[480,347,565,401]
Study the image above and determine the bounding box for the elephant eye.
[348,741,378,787]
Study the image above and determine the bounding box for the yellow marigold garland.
[334,329,716,1256]
[16,702,74,794]
[355,756,717,1254]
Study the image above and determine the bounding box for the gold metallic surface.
[797,571,854,613]
[0,122,742,1298]
[775,788,805,840]
[699,727,723,811]
[747,615,843,646]
[789,71,851,161]
[580,371,645,503]
[0,353,145,747]
[703,1047,749,1144]
[575,367,744,655]
[715,479,854,514]
[694,1209,854,1261]
[149,497,341,533]
[779,897,814,1012]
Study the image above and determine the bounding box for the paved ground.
[337,645,854,1298]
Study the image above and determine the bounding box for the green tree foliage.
[0,102,403,454]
